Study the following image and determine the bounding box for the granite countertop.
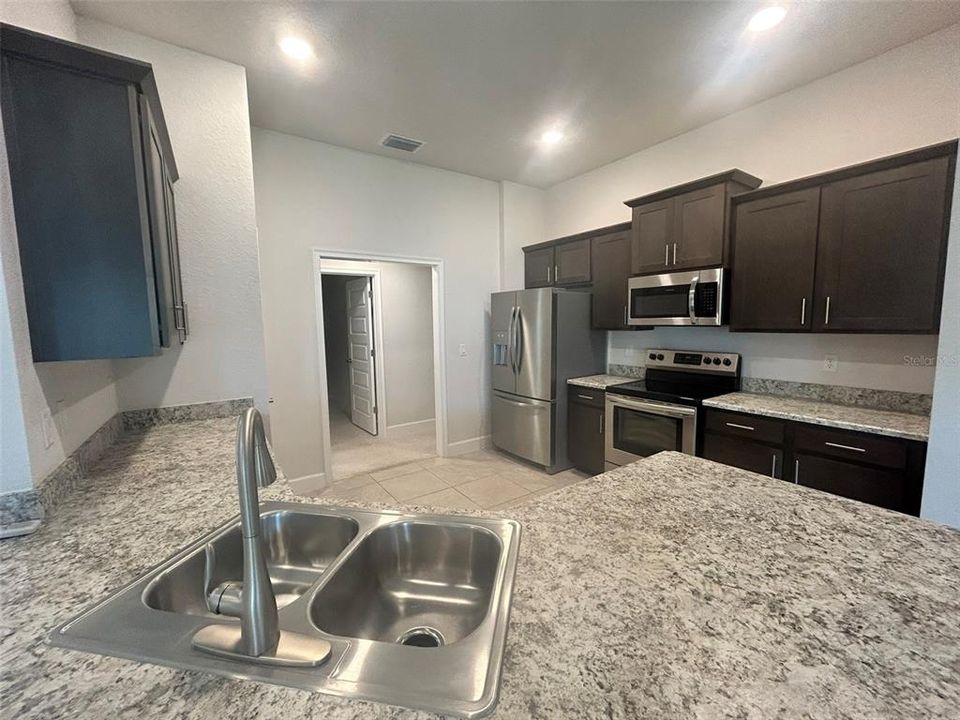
[704,391,930,441]
[568,374,633,390]
[2,417,959,718]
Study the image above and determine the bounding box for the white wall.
[922,162,960,528]
[252,128,499,480]
[529,24,960,395]
[377,262,434,428]
[500,181,546,291]
[76,18,270,417]
[0,1,122,493]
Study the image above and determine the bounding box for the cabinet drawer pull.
[577,394,594,401]
[770,454,777,479]
[794,459,799,484]
[825,441,866,453]
[825,296,831,325]
[725,422,755,431]
[800,297,806,326]
[664,245,669,265]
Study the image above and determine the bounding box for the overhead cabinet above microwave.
[730,140,956,334]
[0,24,188,361]
[624,169,762,275]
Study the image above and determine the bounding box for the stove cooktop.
[605,349,741,406]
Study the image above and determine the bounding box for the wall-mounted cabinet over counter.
[730,141,956,334]
[624,169,762,275]
[522,221,635,330]
[1,23,188,362]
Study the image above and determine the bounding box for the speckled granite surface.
[568,374,634,390]
[704,392,930,441]
[2,419,959,718]
[606,363,645,378]
[740,378,932,415]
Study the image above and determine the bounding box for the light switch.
[823,355,838,372]
[459,344,468,357]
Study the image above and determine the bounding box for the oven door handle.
[608,396,697,419]
[688,275,698,326]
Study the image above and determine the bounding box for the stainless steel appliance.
[491,288,605,473]
[627,267,725,327]
[605,349,740,469]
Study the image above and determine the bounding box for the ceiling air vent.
[381,134,424,153]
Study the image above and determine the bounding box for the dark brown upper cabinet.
[730,141,956,334]
[624,170,762,275]
[0,24,186,361]
[523,245,554,288]
[554,238,591,286]
[590,225,633,329]
[813,156,952,333]
[730,188,820,331]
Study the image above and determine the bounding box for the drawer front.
[702,433,784,479]
[568,385,605,408]
[704,409,785,445]
[794,424,907,469]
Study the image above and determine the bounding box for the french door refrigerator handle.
[514,307,523,372]
[507,306,517,373]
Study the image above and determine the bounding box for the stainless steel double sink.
[52,502,522,718]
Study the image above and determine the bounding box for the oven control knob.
[648,353,657,361]
[702,357,711,365]
[712,357,721,365]
[656,353,664,361]
[722,358,732,366]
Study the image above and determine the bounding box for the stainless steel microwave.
[627,267,725,327]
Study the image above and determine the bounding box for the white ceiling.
[72,1,960,188]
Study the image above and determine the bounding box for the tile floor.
[329,409,437,479]
[313,447,590,511]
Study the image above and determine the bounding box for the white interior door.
[346,277,378,435]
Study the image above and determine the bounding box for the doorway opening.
[316,255,441,485]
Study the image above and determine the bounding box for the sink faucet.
[192,408,331,667]
[235,407,280,656]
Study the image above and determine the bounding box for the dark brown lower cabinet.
[701,408,925,515]
[793,453,908,513]
[567,387,605,475]
[702,433,783,480]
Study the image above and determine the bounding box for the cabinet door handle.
[547,265,551,284]
[554,263,559,283]
[771,454,778,479]
[577,394,594,401]
[825,296,831,325]
[725,422,755,431]
[825,441,866,453]
[664,245,669,265]
[672,242,677,265]
[794,459,799,484]
[800,297,806,326]
[599,413,604,434]
[623,305,628,326]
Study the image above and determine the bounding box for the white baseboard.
[286,472,326,495]
[384,418,435,437]
[444,434,492,457]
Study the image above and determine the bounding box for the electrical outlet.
[624,346,635,358]
[458,343,467,357]
[40,409,56,448]
[823,355,839,373]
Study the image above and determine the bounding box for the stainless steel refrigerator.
[491,288,605,473]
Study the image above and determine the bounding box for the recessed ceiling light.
[747,6,787,32]
[279,36,313,61]
[540,129,564,146]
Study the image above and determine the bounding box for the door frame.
[312,249,448,485]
